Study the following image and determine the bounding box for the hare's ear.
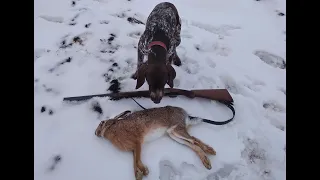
[166,65,176,88]
[135,64,148,89]
[95,121,104,137]
[114,110,131,119]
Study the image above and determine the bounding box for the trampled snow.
[34,0,286,179]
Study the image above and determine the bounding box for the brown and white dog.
[95,106,216,180]
[132,2,182,104]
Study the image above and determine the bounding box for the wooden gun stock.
[191,89,233,102]
[165,88,233,103]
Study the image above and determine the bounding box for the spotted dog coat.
[133,2,182,104]
[137,2,182,67]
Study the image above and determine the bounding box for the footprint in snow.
[49,57,72,73]
[241,138,276,180]
[59,33,91,49]
[111,10,145,25]
[68,13,80,26]
[102,61,120,82]
[42,84,60,95]
[127,17,145,25]
[39,15,64,23]
[190,21,240,37]
[275,10,285,17]
[180,30,193,39]
[195,43,232,56]
[199,76,217,89]
[206,164,237,180]
[91,101,103,118]
[219,75,243,95]
[212,43,232,57]
[128,31,142,39]
[181,58,200,75]
[48,155,62,171]
[243,75,266,92]
[254,50,286,69]
[264,112,286,131]
[279,88,286,95]
[100,34,120,54]
[34,49,50,61]
[242,137,282,180]
[263,100,286,113]
[99,20,109,24]
[205,57,216,69]
[85,23,92,28]
[159,160,179,180]
[71,1,76,7]
[241,138,268,167]
[40,105,54,115]
[107,79,121,93]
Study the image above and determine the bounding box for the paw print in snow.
[220,75,243,95]
[263,100,286,113]
[254,50,286,69]
[205,57,216,69]
[182,60,200,74]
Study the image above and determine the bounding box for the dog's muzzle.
[150,90,164,104]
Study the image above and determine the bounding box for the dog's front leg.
[132,49,144,80]
[169,48,181,66]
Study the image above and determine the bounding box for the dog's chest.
[143,127,168,143]
[143,55,148,63]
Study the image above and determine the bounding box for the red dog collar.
[148,41,167,51]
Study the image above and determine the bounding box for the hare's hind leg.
[191,136,216,155]
[169,125,216,155]
[133,142,149,180]
[167,125,212,170]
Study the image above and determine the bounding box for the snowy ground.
[34,0,286,179]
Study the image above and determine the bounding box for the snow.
[34,0,286,179]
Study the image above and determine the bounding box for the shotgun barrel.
[63,91,150,102]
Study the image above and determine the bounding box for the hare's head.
[95,119,117,137]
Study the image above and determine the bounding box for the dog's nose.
[151,96,161,104]
[153,99,161,104]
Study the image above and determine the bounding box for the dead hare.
[95,106,216,180]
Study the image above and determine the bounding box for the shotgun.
[63,88,236,125]
[63,88,234,103]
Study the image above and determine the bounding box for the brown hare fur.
[95,106,216,180]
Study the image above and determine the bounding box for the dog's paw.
[174,60,182,66]
[173,56,182,66]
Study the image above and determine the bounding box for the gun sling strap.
[130,98,235,125]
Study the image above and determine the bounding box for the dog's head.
[95,119,116,137]
[135,63,176,104]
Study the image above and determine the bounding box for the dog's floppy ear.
[135,64,148,89]
[166,65,176,88]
